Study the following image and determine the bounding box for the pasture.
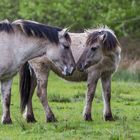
[0,72,140,140]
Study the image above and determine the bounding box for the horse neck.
[12,32,49,65]
[103,46,121,61]
[97,48,120,73]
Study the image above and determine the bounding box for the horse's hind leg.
[36,67,57,122]
[24,74,37,123]
[1,79,13,124]
[83,72,99,121]
[101,73,114,121]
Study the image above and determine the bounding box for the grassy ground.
[0,72,140,140]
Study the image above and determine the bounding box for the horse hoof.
[104,114,114,121]
[84,113,93,121]
[46,115,57,122]
[2,118,12,124]
[26,115,37,123]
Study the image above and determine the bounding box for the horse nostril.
[77,63,84,72]
[67,66,75,76]
[84,61,91,69]
[62,66,73,76]
[84,62,88,68]
[79,63,82,69]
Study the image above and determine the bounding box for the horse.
[0,19,75,124]
[19,26,121,123]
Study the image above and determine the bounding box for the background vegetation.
[0,0,139,139]
[0,0,140,37]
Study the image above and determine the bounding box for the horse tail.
[19,62,34,113]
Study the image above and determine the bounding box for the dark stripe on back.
[19,20,71,44]
[13,20,62,44]
[0,19,72,45]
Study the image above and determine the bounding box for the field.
[0,72,140,140]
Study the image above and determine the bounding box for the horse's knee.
[37,88,41,98]
[37,87,47,103]
[87,92,94,102]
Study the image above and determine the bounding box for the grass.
[0,71,140,140]
[113,70,140,82]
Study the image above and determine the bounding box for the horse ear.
[99,32,107,43]
[58,28,69,37]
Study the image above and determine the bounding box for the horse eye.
[64,45,69,49]
[91,47,97,51]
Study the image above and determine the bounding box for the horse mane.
[86,26,120,50]
[0,19,14,33]
[0,19,71,44]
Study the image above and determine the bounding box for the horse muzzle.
[76,62,90,72]
[62,66,75,76]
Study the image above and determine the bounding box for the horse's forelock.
[86,27,119,50]
[86,31,100,46]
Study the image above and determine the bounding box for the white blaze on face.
[62,65,67,75]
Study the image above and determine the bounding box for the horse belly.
[0,60,18,80]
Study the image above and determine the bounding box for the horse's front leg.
[101,73,114,121]
[83,72,99,121]
[1,79,13,124]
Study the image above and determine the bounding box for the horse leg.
[36,69,57,122]
[83,73,99,121]
[23,73,37,123]
[1,79,13,124]
[101,74,114,121]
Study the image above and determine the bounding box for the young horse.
[19,27,121,122]
[0,19,75,124]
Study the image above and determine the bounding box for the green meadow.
[0,72,140,140]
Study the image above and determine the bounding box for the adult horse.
[0,19,75,124]
[20,27,121,122]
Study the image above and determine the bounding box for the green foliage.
[19,0,47,22]
[0,0,19,20]
[113,70,140,82]
[0,0,140,36]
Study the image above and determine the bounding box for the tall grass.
[113,70,140,82]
